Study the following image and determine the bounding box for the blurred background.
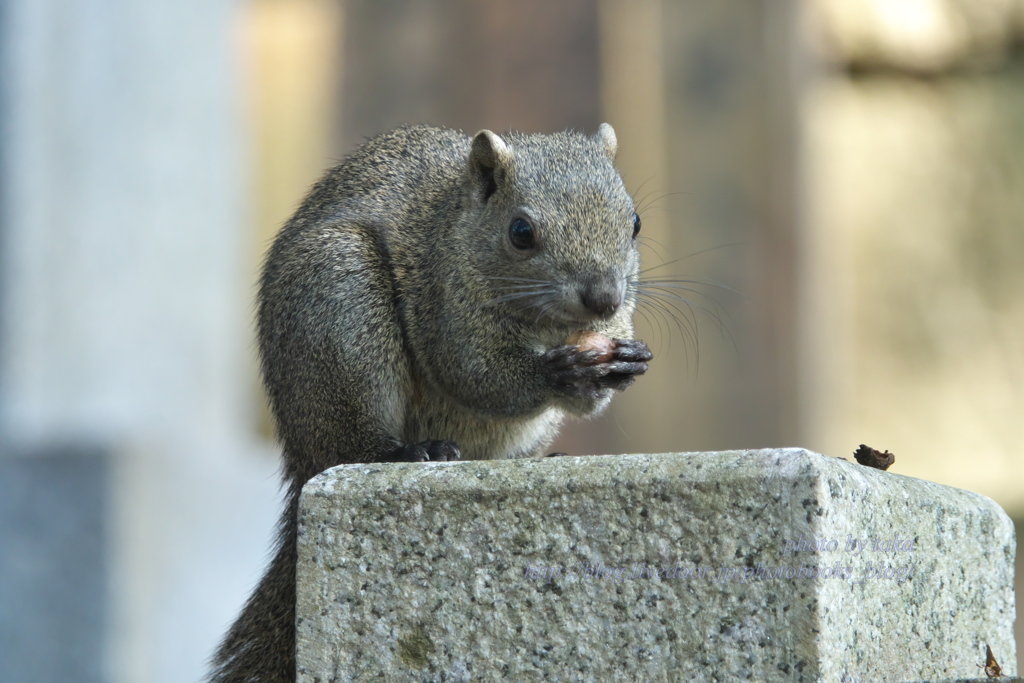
[1,0,1022,680]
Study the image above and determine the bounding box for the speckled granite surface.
[295,448,1016,682]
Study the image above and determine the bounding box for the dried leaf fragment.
[978,643,1002,678]
[853,444,895,471]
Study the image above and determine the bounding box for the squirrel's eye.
[509,217,535,250]
[632,212,642,239]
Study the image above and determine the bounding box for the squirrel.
[209,123,652,682]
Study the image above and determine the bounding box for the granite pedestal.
[295,449,1016,682]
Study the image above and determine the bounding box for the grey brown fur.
[210,124,651,681]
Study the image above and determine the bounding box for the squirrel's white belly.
[403,399,565,461]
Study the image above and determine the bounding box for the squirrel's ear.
[469,130,511,204]
[595,123,617,161]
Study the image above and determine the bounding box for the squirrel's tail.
[209,496,298,683]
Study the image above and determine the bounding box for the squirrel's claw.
[611,338,653,363]
[389,440,461,463]
[543,341,650,398]
[543,344,600,369]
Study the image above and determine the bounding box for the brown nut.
[565,330,615,364]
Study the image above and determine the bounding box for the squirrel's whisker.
[483,276,554,285]
[636,294,697,363]
[639,277,742,297]
[637,285,734,334]
[479,290,556,310]
[632,299,667,354]
[637,243,743,276]
[488,284,556,295]
[533,297,563,325]
[635,288,737,359]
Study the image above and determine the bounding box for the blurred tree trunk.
[601,0,806,454]
[340,0,601,143]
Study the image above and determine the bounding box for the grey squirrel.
[210,124,652,682]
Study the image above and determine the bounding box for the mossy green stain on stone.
[397,626,435,669]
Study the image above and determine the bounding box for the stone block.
[295,448,1016,682]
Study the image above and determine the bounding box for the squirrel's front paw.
[389,440,461,463]
[602,338,653,390]
[543,339,651,399]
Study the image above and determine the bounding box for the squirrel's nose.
[580,277,622,319]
